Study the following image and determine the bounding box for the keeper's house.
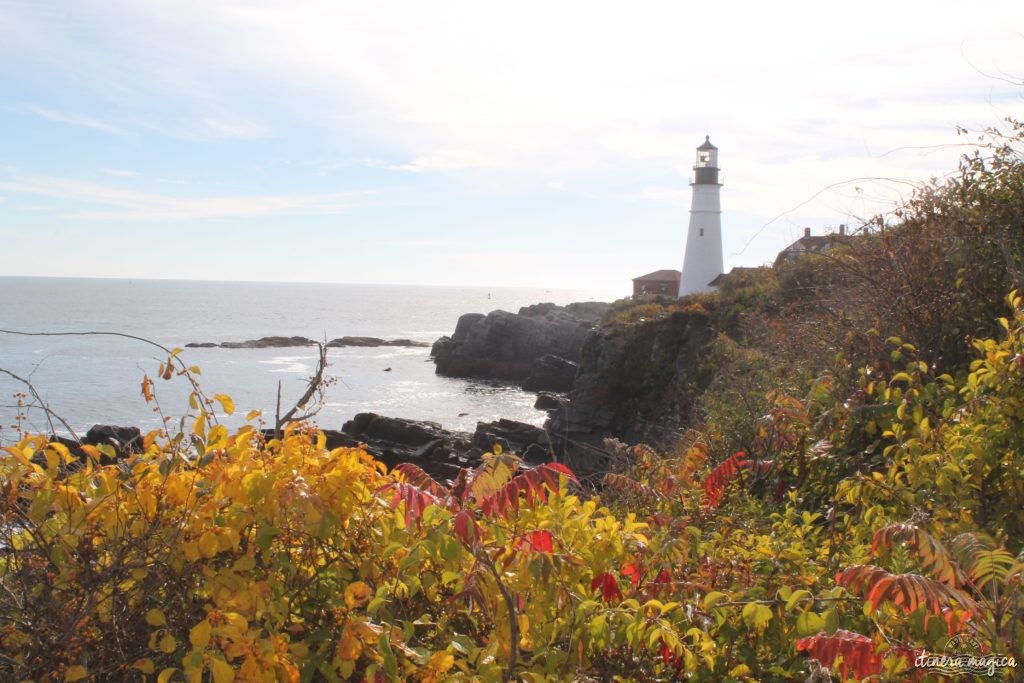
[632,269,681,301]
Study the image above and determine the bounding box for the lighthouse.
[678,136,724,296]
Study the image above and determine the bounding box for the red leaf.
[378,482,439,528]
[621,563,642,590]
[591,572,623,604]
[836,565,975,616]
[516,530,555,553]
[795,630,883,681]
[702,451,746,508]
[478,462,577,519]
[392,462,448,499]
[453,509,478,547]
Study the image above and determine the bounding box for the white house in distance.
[678,136,724,296]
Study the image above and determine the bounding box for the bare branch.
[0,367,80,443]
[274,342,331,438]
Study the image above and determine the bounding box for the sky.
[0,1,1022,293]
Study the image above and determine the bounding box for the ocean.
[0,277,621,444]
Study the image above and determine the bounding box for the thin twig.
[0,367,80,442]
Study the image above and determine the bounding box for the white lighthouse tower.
[678,136,724,296]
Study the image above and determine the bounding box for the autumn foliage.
[4,124,1024,681]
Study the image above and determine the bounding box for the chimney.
[839,224,846,236]
[803,227,811,238]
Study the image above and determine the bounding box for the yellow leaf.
[729,664,753,677]
[198,531,219,559]
[145,608,167,627]
[133,658,156,674]
[80,444,103,462]
[207,424,228,451]
[209,657,235,683]
[232,555,256,572]
[158,667,178,683]
[336,633,362,661]
[245,409,262,421]
[223,612,248,636]
[428,651,454,673]
[213,394,235,416]
[182,541,200,562]
[344,581,373,609]
[65,665,88,682]
[189,620,212,649]
[159,633,177,653]
[193,412,207,439]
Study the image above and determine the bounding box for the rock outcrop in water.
[186,336,428,349]
[431,301,610,392]
[187,336,316,349]
[328,337,429,348]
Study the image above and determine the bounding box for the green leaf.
[741,602,772,631]
[704,591,728,609]
[785,589,812,612]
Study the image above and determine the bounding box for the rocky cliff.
[431,301,609,392]
[544,309,716,477]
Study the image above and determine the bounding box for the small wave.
[259,356,312,374]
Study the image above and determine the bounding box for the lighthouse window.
[700,229,704,236]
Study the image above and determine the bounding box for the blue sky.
[1,1,1022,292]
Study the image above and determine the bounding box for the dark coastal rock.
[327,337,429,348]
[341,412,474,481]
[40,425,144,470]
[545,309,716,478]
[472,418,551,464]
[534,391,567,412]
[187,336,429,349]
[221,336,317,349]
[85,425,143,458]
[431,336,454,358]
[432,302,609,389]
[522,354,579,392]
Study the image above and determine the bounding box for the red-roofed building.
[632,269,681,300]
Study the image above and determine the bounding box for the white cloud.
[390,150,494,173]
[0,174,363,221]
[9,1,1020,181]
[22,104,128,136]
[200,115,270,140]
